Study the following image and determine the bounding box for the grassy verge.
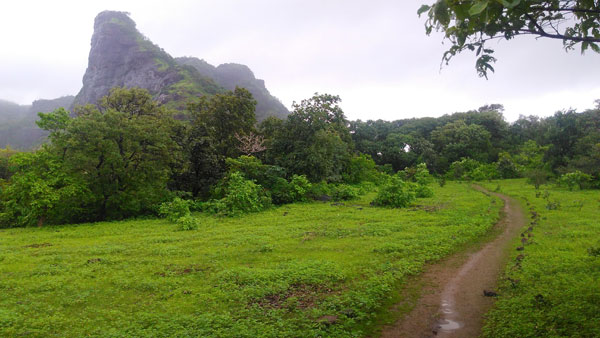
[0,182,500,337]
[480,179,600,338]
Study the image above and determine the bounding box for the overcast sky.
[1,0,599,121]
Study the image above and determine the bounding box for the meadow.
[0,182,501,337]
[480,179,600,338]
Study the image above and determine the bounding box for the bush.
[206,172,271,216]
[268,175,312,205]
[308,181,333,201]
[225,156,287,189]
[470,163,500,181]
[371,177,416,208]
[413,184,434,198]
[414,163,434,185]
[270,177,293,205]
[158,198,191,222]
[447,158,500,182]
[496,152,521,178]
[343,154,379,184]
[399,163,434,198]
[356,181,376,194]
[176,214,200,231]
[525,169,550,189]
[447,158,481,180]
[289,175,312,202]
[559,170,593,190]
[331,184,359,201]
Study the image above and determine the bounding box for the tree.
[235,132,267,156]
[0,147,17,181]
[419,1,600,77]
[431,120,493,171]
[39,87,177,221]
[187,87,257,159]
[269,93,353,182]
[172,87,257,198]
[0,151,90,227]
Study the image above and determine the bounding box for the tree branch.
[530,6,600,15]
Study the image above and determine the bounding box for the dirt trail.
[380,187,525,338]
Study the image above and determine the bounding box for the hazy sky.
[1,0,599,121]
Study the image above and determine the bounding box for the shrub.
[559,170,593,190]
[470,163,500,181]
[413,184,434,198]
[447,158,481,180]
[496,152,521,178]
[343,154,379,184]
[377,164,394,175]
[371,177,416,208]
[176,214,200,231]
[206,172,271,216]
[525,169,550,189]
[268,175,312,205]
[414,163,434,185]
[400,163,434,198]
[308,181,332,201]
[356,181,376,194]
[225,156,287,189]
[270,177,293,205]
[331,184,359,201]
[289,175,312,202]
[158,197,191,222]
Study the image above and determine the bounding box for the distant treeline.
[0,88,598,228]
[350,103,600,179]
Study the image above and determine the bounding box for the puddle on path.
[439,319,461,331]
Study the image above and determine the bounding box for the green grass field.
[480,179,600,338]
[0,183,500,337]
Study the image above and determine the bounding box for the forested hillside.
[0,96,74,149]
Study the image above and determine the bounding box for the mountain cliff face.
[0,96,74,149]
[2,11,289,150]
[73,11,221,110]
[74,11,288,120]
[176,57,289,120]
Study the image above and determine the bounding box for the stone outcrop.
[74,11,288,120]
[73,11,218,109]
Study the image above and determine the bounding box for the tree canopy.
[419,0,600,77]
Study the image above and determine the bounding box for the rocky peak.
[73,11,212,108]
[73,11,287,120]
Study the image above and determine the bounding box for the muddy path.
[380,186,525,338]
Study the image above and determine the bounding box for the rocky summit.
[73,11,289,120]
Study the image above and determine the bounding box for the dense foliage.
[1,87,599,228]
[419,0,600,77]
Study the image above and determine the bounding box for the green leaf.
[434,0,451,26]
[496,0,520,8]
[469,0,489,16]
[417,4,431,16]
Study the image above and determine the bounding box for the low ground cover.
[481,179,600,338]
[0,182,500,337]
